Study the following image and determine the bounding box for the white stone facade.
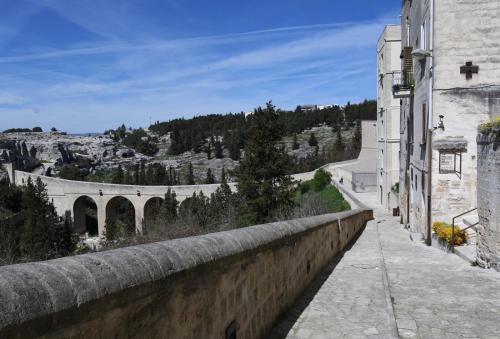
[377,25,401,209]
[398,0,500,238]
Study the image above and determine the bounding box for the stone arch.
[105,196,136,240]
[73,196,99,236]
[143,197,164,235]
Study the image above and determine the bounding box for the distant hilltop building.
[298,104,336,112]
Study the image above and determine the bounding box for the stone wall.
[0,209,373,339]
[476,133,500,270]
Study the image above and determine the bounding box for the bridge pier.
[97,203,106,238]
[134,204,143,235]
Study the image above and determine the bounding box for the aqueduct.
[5,164,235,238]
[3,121,377,239]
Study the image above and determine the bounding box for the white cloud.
[0,91,28,105]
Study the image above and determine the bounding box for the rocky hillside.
[0,124,354,183]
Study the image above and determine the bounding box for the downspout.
[426,0,435,246]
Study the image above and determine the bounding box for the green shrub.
[479,116,500,134]
[312,169,332,192]
[299,181,311,195]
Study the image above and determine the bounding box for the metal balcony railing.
[392,70,414,94]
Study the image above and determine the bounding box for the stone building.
[376,25,401,209]
[396,0,500,240]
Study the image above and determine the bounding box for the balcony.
[392,70,414,98]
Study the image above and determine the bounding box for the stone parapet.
[0,209,373,339]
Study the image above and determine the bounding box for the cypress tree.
[235,102,295,225]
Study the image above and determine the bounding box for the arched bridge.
[6,165,236,238]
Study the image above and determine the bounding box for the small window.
[439,151,463,179]
[421,103,427,144]
[421,173,425,198]
[420,21,426,50]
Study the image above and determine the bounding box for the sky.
[0,0,400,133]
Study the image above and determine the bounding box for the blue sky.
[0,0,400,133]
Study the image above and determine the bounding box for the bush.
[479,116,500,134]
[312,169,332,192]
[299,181,311,195]
[432,221,468,246]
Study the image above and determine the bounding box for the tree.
[292,134,300,150]
[185,162,195,185]
[214,140,224,159]
[58,165,85,181]
[221,167,227,184]
[308,133,318,147]
[235,102,295,225]
[334,128,345,160]
[111,165,124,184]
[353,121,362,151]
[205,168,215,184]
[18,178,76,260]
[161,188,178,220]
[32,127,43,132]
[205,141,212,160]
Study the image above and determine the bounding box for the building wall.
[431,0,500,224]
[405,0,432,234]
[399,0,500,235]
[377,25,402,208]
[398,0,412,225]
[334,120,378,193]
[0,209,373,339]
[476,133,500,270]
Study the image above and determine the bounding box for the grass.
[295,184,351,213]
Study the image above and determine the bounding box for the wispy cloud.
[0,91,28,105]
[0,4,393,132]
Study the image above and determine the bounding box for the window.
[439,151,463,178]
[421,103,427,144]
[420,21,426,50]
[421,173,425,198]
[406,18,411,47]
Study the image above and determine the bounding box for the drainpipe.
[426,0,435,246]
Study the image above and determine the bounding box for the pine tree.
[161,188,178,220]
[235,102,295,225]
[292,134,300,150]
[139,162,146,185]
[221,167,227,184]
[353,121,362,151]
[185,162,195,185]
[214,140,224,159]
[205,168,215,184]
[111,165,124,184]
[308,132,318,147]
[205,141,212,160]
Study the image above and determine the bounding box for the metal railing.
[392,70,414,93]
[451,207,478,253]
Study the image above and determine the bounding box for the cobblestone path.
[269,206,500,339]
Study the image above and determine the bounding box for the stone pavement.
[269,194,500,339]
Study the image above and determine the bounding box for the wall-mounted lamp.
[99,189,103,196]
[137,190,141,197]
[433,115,445,131]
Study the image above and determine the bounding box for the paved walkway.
[269,193,500,339]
